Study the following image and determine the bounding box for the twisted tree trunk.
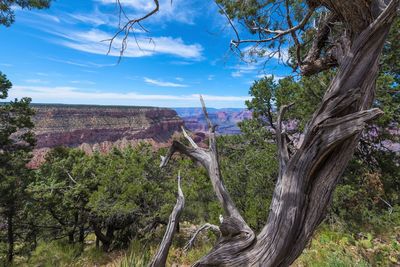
[109,0,400,265]
[157,1,399,266]
[194,1,399,266]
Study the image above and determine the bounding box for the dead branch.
[149,172,185,267]
[105,0,160,60]
[160,96,256,263]
[276,103,294,177]
[232,7,315,45]
[183,223,220,252]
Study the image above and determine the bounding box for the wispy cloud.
[8,85,250,108]
[231,64,258,78]
[144,77,188,87]
[70,80,96,85]
[34,13,61,23]
[97,0,199,25]
[48,28,203,60]
[46,57,116,68]
[207,75,215,81]
[24,79,49,84]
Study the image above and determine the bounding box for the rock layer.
[30,104,184,167]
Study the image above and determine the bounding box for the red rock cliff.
[30,104,184,167]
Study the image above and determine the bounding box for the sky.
[0,0,291,108]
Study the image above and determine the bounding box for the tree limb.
[276,103,294,177]
[150,172,185,267]
[183,223,220,252]
[105,0,160,60]
[232,7,315,45]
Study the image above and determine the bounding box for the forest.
[1,0,400,266]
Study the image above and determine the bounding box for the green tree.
[0,72,35,263]
[0,0,51,26]
[29,147,94,246]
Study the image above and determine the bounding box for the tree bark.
[193,1,399,266]
[125,0,399,266]
[150,174,185,267]
[79,225,85,243]
[91,222,114,252]
[184,223,220,252]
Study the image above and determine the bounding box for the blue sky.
[0,0,291,108]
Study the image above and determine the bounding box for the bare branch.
[105,0,160,61]
[183,223,220,252]
[276,103,294,176]
[150,172,185,267]
[232,7,315,45]
[285,0,302,67]
[159,140,208,168]
[200,95,214,132]
[160,98,255,259]
[65,171,78,184]
[215,2,240,49]
[181,126,199,149]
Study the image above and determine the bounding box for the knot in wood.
[219,216,244,238]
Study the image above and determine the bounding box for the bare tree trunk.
[150,174,185,267]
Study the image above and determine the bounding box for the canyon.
[29,104,251,167]
[26,104,399,167]
[174,107,252,134]
[29,104,184,167]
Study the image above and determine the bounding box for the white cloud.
[144,77,187,87]
[207,75,215,81]
[68,13,109,26]
[70,80,96,85]
[24,79,49,84]
[50,28,203,60]
[7,85,250,108]
[231,64,258,78]
[35,13,61,23]
[46,57,116,68]
[97,0,199,25]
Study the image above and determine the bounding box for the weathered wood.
[160,97,256,265]
[149,173,185,267]
[140,0,399,266]
[184,223,220,252]
[193,1,399,266]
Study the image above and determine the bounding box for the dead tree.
[111,0,399,266]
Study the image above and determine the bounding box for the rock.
[29,104,184,168]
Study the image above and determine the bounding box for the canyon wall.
[30,104,184,167]
[174,107,252,134]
